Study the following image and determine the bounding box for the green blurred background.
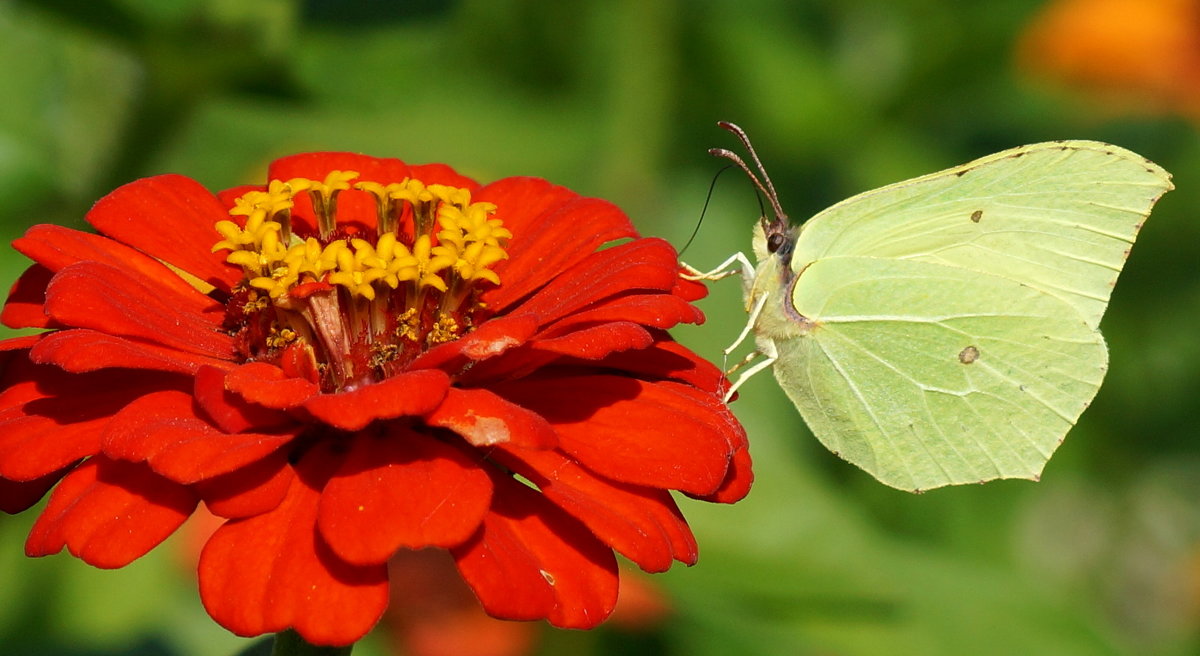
[3,0,1200,654]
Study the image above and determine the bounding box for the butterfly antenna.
[711,121,789,225]
[678,163,738,257]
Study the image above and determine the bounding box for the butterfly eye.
[766,231,786,253]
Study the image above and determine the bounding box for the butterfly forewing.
[775,256,1107,491]
[790,141,1173,329]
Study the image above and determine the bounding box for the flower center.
[212,171,510,392]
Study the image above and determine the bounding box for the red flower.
[0,153,751,647]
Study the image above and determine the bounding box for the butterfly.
[687,122,1173,492]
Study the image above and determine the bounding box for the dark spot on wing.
[970,210,983,223]
[958,346,979,364]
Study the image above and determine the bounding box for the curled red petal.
[452,473,618,628]
[318,429,492,565]
[45,262,234,359]
[425,387,557,449]
[224,362,320,410]
[493,376,735,495]
[31,329,234,375]
[303,369,450,431]
[194,365,293,434]
[408,313,539,372]
[198,443,387,646]
[26,456,197,568]
[85,174,241,290]
[495,446,697,572]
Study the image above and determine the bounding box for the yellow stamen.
[307,170,359,238]
[214,175,512,390]
[395,308,419,342]
[427,314,460,344]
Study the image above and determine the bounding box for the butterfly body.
[708,132,1172,491]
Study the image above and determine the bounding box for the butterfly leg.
[723,337,778,402]
[679,252,755,282]
[719,292,775,402]
[724,291,768,359]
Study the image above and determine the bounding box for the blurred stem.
[271,630,353,656]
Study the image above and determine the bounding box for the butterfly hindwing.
[773,256,1106,491]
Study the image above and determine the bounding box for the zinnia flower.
[0,152,752,647]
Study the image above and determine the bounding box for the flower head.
[0,152,751,646]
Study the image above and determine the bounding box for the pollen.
[212,173,510,391]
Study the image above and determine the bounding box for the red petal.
[0,465,73,514]
[493,376,735,495]
[0,335,41,352]
[268,152,412,184]
[409,314,539,371]
[1,264,57,329]
[196,450,293,519]
[529,322,653,360]
[538,293,703,335]
[31,329,233,375]
[407,163,478,189]
[101,389,294,484]
[224,362,320,410]
[451,473,618,628]
[479,179,637,312]
[425,387,557,449]
[303,369,450,431]
[198,443,388,646]
[217,185,260,207]
[318,429,492,565]
[0,409,97,481]
[0,368,189,480]
[672,267,710,302]
[584,338,727,392]
[85,174,242,290]
[14,224,223,310]
[0,354,60,409]
[506,239,681,326]
[692,438,753,503]
[26,456,197,568]
[194,365,293,433]
[44,262,234,359]
[268,152,417,231]
[495,446,697,572]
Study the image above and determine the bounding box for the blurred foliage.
[2,0,1200,654]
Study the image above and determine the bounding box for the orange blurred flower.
[1018,0,1200,117]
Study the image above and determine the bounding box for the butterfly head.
[712,121,794,268]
